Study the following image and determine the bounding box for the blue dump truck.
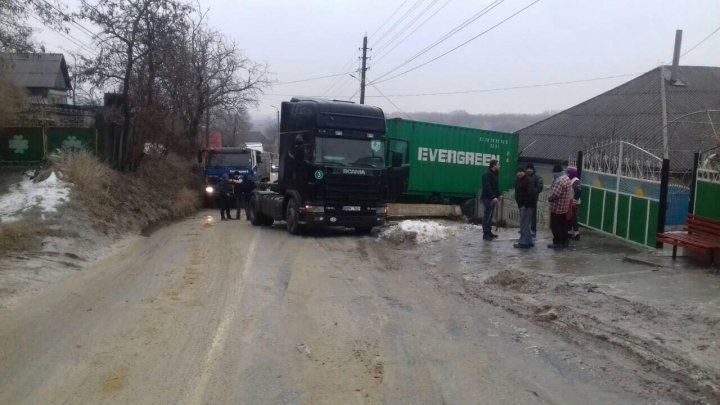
[198,145,270,206]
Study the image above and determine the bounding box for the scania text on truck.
[248,98,402,235]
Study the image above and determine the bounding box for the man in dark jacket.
[218,173,233,221]
[514,166,536,248]
[480,159,500,241]
[526,163,543,237]
[231,171,256,220]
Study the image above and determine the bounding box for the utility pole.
[360,35,368,104]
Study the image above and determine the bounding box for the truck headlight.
[305,205,324,213]
[205,186,214,194]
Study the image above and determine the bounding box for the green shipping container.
[386,118,519,203]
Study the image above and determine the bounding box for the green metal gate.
[578,141,662,247]
[693,148,720,220]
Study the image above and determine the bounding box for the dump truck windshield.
[315,137,385,168]
[207,152,252,168]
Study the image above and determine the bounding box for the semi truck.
[199,145,271,206]
[385,118,518,204]
[248,98,400,235]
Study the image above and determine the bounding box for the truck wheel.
[286,198,304,235]
[354,226,373,235]
[248,196,263,226]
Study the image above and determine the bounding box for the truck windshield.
[207,153,252,168]
[315,137,385,168]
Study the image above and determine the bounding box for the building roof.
[0,53,72,91]
[516,66,720,169]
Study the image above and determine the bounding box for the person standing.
[514,166,536,248]
[525,163,543,238]
[218,173,233,221]
[547,164,572,248]
[567,167,582,240]
[481,159,500,241]
[230,171,244,220]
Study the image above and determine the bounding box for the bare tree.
[78,0,190,169]
[179,10,269,146]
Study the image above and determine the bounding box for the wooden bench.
[657,214,720,263]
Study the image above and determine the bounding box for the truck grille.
[323,174,383,203]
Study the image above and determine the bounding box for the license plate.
[342,206,361,211]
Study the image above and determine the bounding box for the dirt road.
[0,211,667,404]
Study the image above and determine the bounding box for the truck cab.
[199,146,269,204]
[249,98,394,234]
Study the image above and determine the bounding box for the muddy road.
[0,211,684,404]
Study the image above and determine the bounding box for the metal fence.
[577,141,663,248]
[693,148,720,220]
[0,127,97,165]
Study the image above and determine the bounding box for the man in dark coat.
[218,173,233,221]
[480,159,500,241]
[514,166,536,248]
[525,163,543,237]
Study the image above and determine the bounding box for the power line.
[370,84,412,119]
[373,0,453,65]
[275,71,356,86]
[371,0,505,83]
[682,24,720,57]
[373,73,640,97]
[373,0,426,50]
[40,0,98,40]
[265,71,640,99]
[374,0,440,55]
[372,0,541,85]
[28,12,97,56]
[369,0,411,40]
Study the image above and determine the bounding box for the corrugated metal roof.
[517,66,720,169]
[0,53,72,90]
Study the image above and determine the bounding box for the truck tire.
[286,198,304,235]
[354,226,373,235]
[248,196,263,226]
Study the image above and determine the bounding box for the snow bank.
[380,220,449,244]
[0,172,71,222]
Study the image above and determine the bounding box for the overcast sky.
[33,0,720,122]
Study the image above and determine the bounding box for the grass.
[0,220,51,256]
[52,151,200,235]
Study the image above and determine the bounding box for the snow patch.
[380,220,449,244]
[0,172,71,223]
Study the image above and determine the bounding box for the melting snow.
[381,220,449,244]
[0,172,71,223]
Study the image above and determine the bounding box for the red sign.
[209,131,223,148]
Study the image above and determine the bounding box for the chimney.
[670,29,683,83]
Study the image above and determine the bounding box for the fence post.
[612,143,623,235]
[656,158,671,248]
[688,152,700,214]
[576,151,584,178]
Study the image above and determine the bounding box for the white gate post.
[613,142,624,235]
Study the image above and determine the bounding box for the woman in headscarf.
[567,167,582,240]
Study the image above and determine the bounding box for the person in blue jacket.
[218,173,234,221]
[480,159,501,241]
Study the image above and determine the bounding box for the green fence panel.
[588,188,604,229]
[0,127,44,163]
[602,192,616,234]
[615,194,630,239]
[647,200,659,247]
[695,180,720,220]
[47,128,96,153]
[628,197,649,244]
[580,187,591,225]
